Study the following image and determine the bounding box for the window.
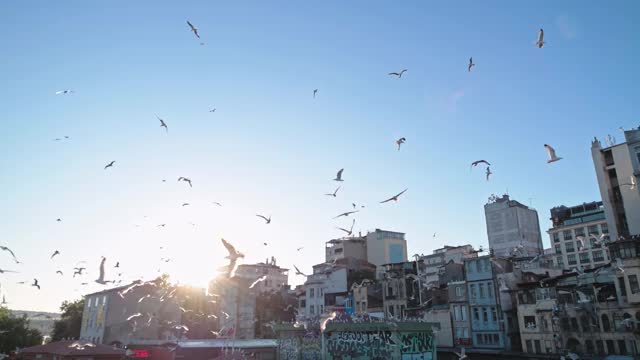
[309,305,314,314]
[619,277,627,296]
[563,230,573,240]
[606,340,615,354]
[618,340,627,354]
[482,307,488,322]
[545,340,552,353]
[456,286,465,297]
[473,308,479,321]
[479,283,485,298]
[492,307,498,322]
[388,305,394,317]
[588,225,599,235]
[526,340,533,353]
[454,305,461,321]
[319,288,323,296]
[579,252,590,264]
[561,318,570,331]
[534,340,542,354]
[539,315,548,330]
[601,223,609,234]
[555,245,562,255]
[488,282,494,298]
[581,315,590,332]
[320,305,324,314]
[575,227,585,237]
[630,275,640,294]
[592,250,605,262]
[553,233,560,243]
[309,288,314,298]
[586,340,594,353]
[477,334,483,345]
[567,254,577,265]
[565,242,575,253]
[596,340,605,355]
[524,316,536,329]
[461,306,468,321]
[470,284,477,299]
[602,314,611,332]
[571,318,579,332]
[556,256,564,267]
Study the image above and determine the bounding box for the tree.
[0,307,42,354]
[51,299,84,341]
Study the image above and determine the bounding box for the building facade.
[325,236,367,263]
[381,261,423,319]
[592,130,640,239]
[234,259,289,294]
[448,280,472,347]
[485,195,544,257]
[465,256,506,349]
[366,229,408,267]
[548,201,610,270]
[420,245,476,287]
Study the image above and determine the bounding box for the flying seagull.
[388,69,407,78]
[313,89,318,98]
[0,268,18,274]
[249,275,267,289]
[56,270,63,276]
[221,238,245,278]
[211,201,222,206]
[293,265,307,277]
[187,21,200,38]
[333,210,359,219]
[50,250,60,259]
[209,108,216,113]
[156,115,168,132]
[31,278,40,290]
[95,257,109,285]
[73,267,86,277]
[256,215,272,224]
[544,144,562,163]
[333,168,344,182]
[178,177,192,187]
[337,218,356,236]
[0,246,20,264]
[296,247,304,251]
[325,186,341,197]
[396,137,406,151]
[454,347,468,360]
[380,188,408,203]
[114,262,120,268]
[468,57,475,72]
[620,176,637,190]
[104,161,116,170]
[471,160,491,168]
[56,218,62,222]
[486,167,492,181]
[534,28,545,48]
[182,203,190,207]
[55,90,74,95]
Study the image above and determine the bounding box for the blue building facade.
[465,256,505,349]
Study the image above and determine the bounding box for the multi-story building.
[465,256,511,350]
[485,195,544,257]
[420,245,476,286]
[381,260,424,319]
[548,201,610,270]
[515,235,640,358]
[209,277,257,340]
[325,236,367,263]
[592,129,640,238]
[234,258,289,294]
[80,282,209,345]
[352,282,383,318]
[448,280,472,347]
[365,229,408,267]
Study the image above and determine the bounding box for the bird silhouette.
[468,57,475,72]
[534,28,545,48]
[380,189,408,203]
[157,115,168,132]
[256,215,271,224]
[50,250,60,259]
[187,21,200,38]
[388,69,407,78]
[32,279,40,290]
[178,177,192,187]
[104,161,116,169]
[333,169,344,182]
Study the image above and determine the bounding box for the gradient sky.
[1,1,638,312]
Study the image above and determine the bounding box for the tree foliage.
[0,307,43,354]
[51,299,84,341]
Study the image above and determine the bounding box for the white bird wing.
[336,168,343,179]
[544,144,557,159]
[539,29,544,42]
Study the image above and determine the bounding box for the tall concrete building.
[484,195,544,257]
[548,201,610,270]
[325,236,367,263]
[420,245,477,286]
[365,229,408,266]
[234,258,289,294]
[591,129,640,239]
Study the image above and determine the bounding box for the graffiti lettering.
[400,332,433,354]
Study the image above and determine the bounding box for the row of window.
[469,282,495,299]
[453,305,468,321]
[308,304,324,315]
[472,306,499,323]
[552,223,609,243]
[307,288,324,298]
[475,333,500,345]
[466,259,491,274]
[555,250,606,267]
[86,295,107,308]
[525,339,551,354]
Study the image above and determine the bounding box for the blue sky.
[1,1,638,312]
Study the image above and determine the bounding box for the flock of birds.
[1,17,638,359]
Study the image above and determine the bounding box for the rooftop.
[549,201,604,227]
